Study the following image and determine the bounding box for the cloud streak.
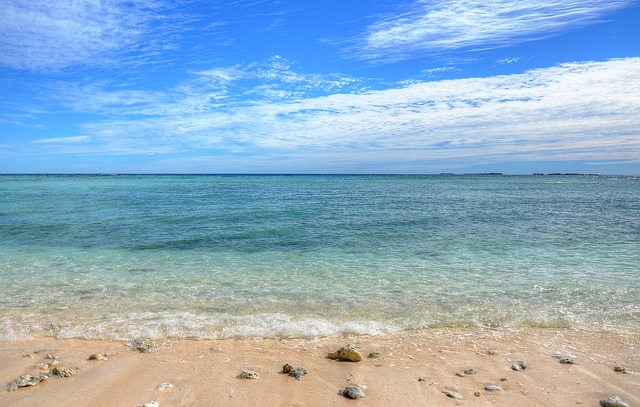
[350,0,634,62]
[0,0,183,71]
[32,57,640,171]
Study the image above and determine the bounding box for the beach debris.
[155,382,173,391]
[339,385,366,399]
[51,366,78,378]
[88,353,108,361]
[511,360,528,371]
[327,344,363,362]
[7,374,49,391]
[132,338,156,353]
[456,368,478,377]
[443,390,463,400]
[484,385,503,392]
[599,396,630,407]
[282,364,308,380]
[613,366,631,374]
[139,401,159,407]
[237,369,260,379]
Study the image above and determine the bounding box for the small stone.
[88,354,108,361]
[613,366,630,374]
[339,386,365,399]
[474,391,481,397]
[486,350,499,355]
[559,357,575,364]
[484,385,503,392]
[132,338,156,353]
[418,377,428,382]
[599,396,630,407]
[237,369,259,379]
[500,377,508,382]
[511,360,528,371]
[140,402,159,407]
[456,368,478,377]
[156,382,173,391]
[282,364,308,380]
[7,375,48,391]
[51,366,78,378]
[23,353,38,359]
[45,354,60,360]
[443,391,463,400]
[368,352,383,359]
[327,344,363,362]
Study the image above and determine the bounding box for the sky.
[1,0,639,174]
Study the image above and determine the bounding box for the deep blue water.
[0,174,638,340]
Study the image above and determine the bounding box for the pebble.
[140,401,159,407]
[51,366,78,378]
[456,368,478,377]
[328,344,363,362]
[484,385,503,392]
[558,357,575,364]
[443,390,463,400]
[339,386,366,399]
[282,364,308,380]
[599,396,630,407]
[88,354,108,361]
[511,360,528,371]
[613,366,630,374]
[237,369,260,379]
[155,383,173,391]
[132,338,156,353]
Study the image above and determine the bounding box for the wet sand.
[1,328,638,406]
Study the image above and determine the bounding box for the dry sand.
[1,328,638,407]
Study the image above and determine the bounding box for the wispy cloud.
[31,136,91,144]
[0,0,184,71]
[33,57,640,170]
[350,0,634,62]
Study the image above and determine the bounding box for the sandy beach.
[1,328,638,406]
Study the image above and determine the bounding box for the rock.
[486,350,499,355]
[327,344,363,362]
[132,338,156,353]
[558,357,575,364]
[599,396,630,407]
[443,390,463,400]
[139,402,159,407]
[51,366,78,378]
[88,354,107,361]
[282,363,308,380]
[613,366,630,374]
[368,352,383,359]
[511,360,528,371]
[45,354,60,360]
[156,382,173,391]
[456,368,478,377]
[339,386,365,399]
[484,385,503,392]
[237,369,259,379]
[7,375,48,391]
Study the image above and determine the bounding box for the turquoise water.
[0,174,638,340]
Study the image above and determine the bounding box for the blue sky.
[1,0,639,174]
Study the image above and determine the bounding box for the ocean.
[0,174,638,341]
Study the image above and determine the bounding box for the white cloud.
[350,0,634,62]
[31,136,91,144]
[49,57,640,170]
[0,0,181,71]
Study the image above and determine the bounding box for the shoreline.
[1,327,638,406]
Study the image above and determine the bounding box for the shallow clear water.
[0,174,638,340]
